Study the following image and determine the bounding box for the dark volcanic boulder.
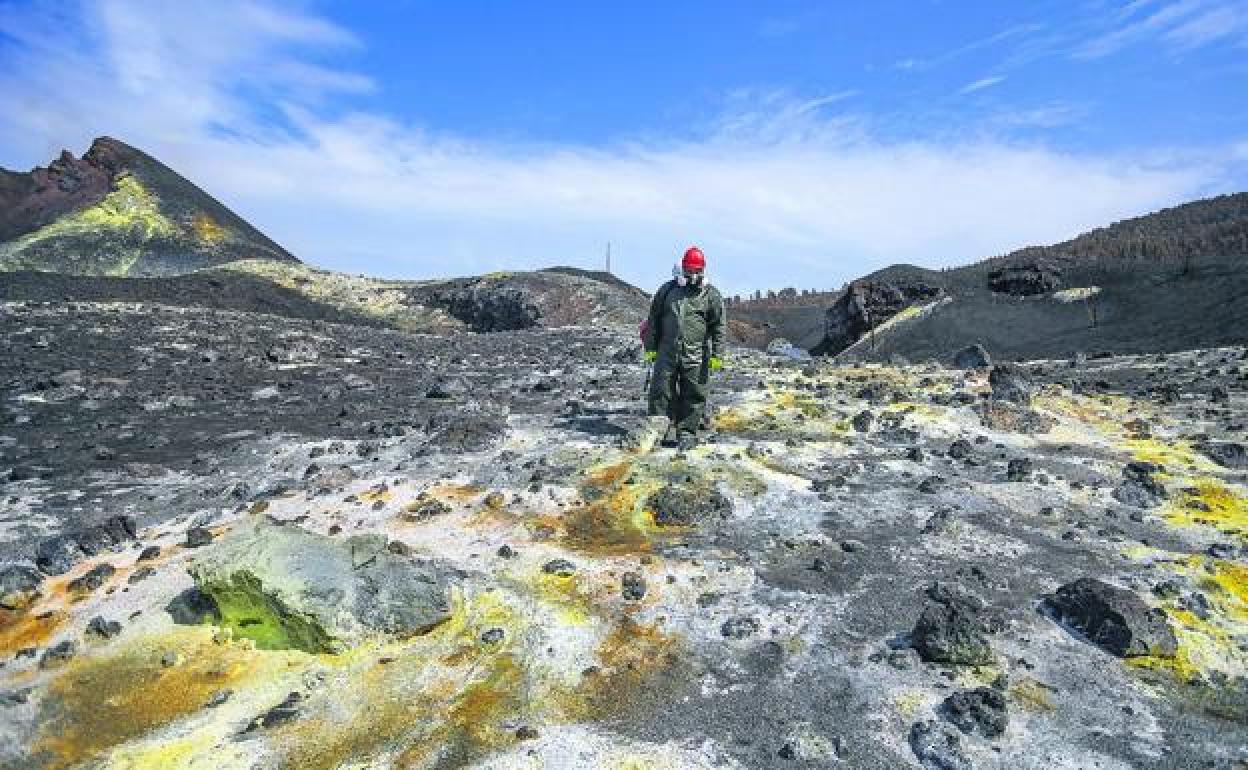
[987,261,1061,296]
[1044,577,1176,658]
[911,583,999,665]
[34,515,137,575]
[811,280,941,356]
[941,688,1008,738]
[1196,441,1247,470]
[952,344,991,369]
[909,720,973,770]
[420,280,541,332]
[645,483,733,527]
[0,565,43,610]
[988,364,1032,405]
[1111,462,1167,508]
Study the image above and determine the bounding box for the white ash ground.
[1,300,1246,769]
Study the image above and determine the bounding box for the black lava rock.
[621,571,647,601]
[541,558,577,577]
[988,262,1061,296]
[1111,463,1167,508]
[185,527,214,548]
[1044,577,1177,658]
[947,439,974,460]
[941,687,1008,738]
[250,692,303,731]
[0,565,43,609]
[1196,441,1247,470]
[84,615,123,640]
[645,483,733,527]
[909,719,973,770]
[720,616,761,639]
[67,563,116,593]
[1006,457,1033,482]
[39,639,77,669]
[989,364,1032,405]
[166,587,221,625]
[911,583,998,665]
[34,515,137,575]
[952,344,992,369]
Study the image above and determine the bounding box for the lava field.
[1,299,1246,769]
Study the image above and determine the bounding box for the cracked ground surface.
[1,299,1246,769]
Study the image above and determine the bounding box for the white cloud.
[991,101,1086,128]
[0,0,1243,297]
[1073,0,1247,59]
[1164,5,1246,48]
[959,75,1007,95]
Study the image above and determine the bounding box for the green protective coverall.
[642,279,726,437]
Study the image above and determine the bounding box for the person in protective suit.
[642,246,726,450]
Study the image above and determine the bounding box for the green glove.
[709,356,723,371]
[644,350,658,363]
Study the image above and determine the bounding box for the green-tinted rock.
[188,520,452,653]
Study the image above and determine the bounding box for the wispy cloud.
[1074,0,1245,59]
[0,1,1242,295]
[1164,4,1246,48]
[995,102,1088,129]
[959,75,1007,95]
[895,23,1044,72]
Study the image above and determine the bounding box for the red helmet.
[681,246,705,272]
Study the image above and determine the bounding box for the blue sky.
[2,0,1246,294]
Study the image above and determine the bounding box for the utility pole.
[605,242,612,274]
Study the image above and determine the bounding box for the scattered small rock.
[39,639,77,669]
[185,527,214,548]
[403,494,452,522]
[1006,457,1033,482]
[645,483,733,527]
[0,565,43,610]
[941,687,1008,738]
[989,364,1032,405]
[542,559,577,577]
[721,616,761,639]
[67,563,116,593]
[909,719,973,770]
[84,615,122,640]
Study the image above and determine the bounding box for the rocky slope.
[0,260,649,336]
[1,298,1246,769]
[0,138,297,276]
[743,194,1248,359]
[821,254,1248,363]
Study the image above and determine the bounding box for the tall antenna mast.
[605,242,612,274]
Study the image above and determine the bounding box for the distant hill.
[735,192,1248,359]
[0,260,649,335]
[0,137,297,276]
[728,192,1248,359]
[985,192,1248,267]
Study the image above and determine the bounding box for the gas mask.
[673,264,705,287]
